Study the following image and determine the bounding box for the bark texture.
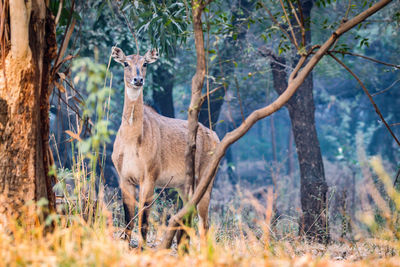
[288,0,328,242]
[266,0,329,242]
[0,0,57,223]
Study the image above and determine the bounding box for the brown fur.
[110,47,219,244]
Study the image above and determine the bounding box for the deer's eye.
[143,62,148,68]
[124,62,129,67]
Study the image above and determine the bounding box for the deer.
[110,46,220,247]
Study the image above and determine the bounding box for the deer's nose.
[133,77,143,86]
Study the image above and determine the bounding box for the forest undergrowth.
[0,157,399,266]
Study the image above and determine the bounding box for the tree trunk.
[152,62,175,118]
[0,0,57,223]
[268,0,329,242]
[287,75,328,242]
[291,0,328,243]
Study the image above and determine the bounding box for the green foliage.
[111,0,190,57]
[54,56,114,223]
[72,56,114,155]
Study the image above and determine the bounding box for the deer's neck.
[121,89,144,138]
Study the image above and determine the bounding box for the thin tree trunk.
[160,0,207,249]
[0,0,57,223]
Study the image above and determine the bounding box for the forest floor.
[1,218,399,266]
[3,158,396,266]
[1,195,399,267]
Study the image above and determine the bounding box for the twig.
[296,0,305,46]
[117,2,140,55]
[200,85,224,103]
[287,0,304,47]
[328,52,400,147]
[55,0,63,26]
[258,1,295,46]
[288,45,320,82]
[329,50,400,69]
[343,0,352,22]
[279,0,299,49]
[119,176,174,239]
[53,0,75,75]
[390,122,400,127]
[372,78,400,96]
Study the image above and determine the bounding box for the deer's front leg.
[121,179,137,240]
[138,178,155,247]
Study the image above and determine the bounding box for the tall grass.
[2,156,400,265]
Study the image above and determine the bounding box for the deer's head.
[111,46,159,101]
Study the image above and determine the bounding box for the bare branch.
[328,52,400,146]
[55,0,63,26]
[279,0,299,49]
[343,0,352,22]
[372,78,400,96]
[200,85,224,103]
[53,0,75,74]
[54,18,76,68]
[329,50,400,69]
[296,0,306,46]
[117,2,140,55]
[288,0,305,47]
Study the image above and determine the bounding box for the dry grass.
[1,216,400,267]
[1,177,400,267]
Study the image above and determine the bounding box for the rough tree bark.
[0,0,57,223]
[263,0,329,242]
[289,0,329,243]
[159,0,392,248]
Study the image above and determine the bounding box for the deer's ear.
[144,48,159,64]
[111,46,126,64]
